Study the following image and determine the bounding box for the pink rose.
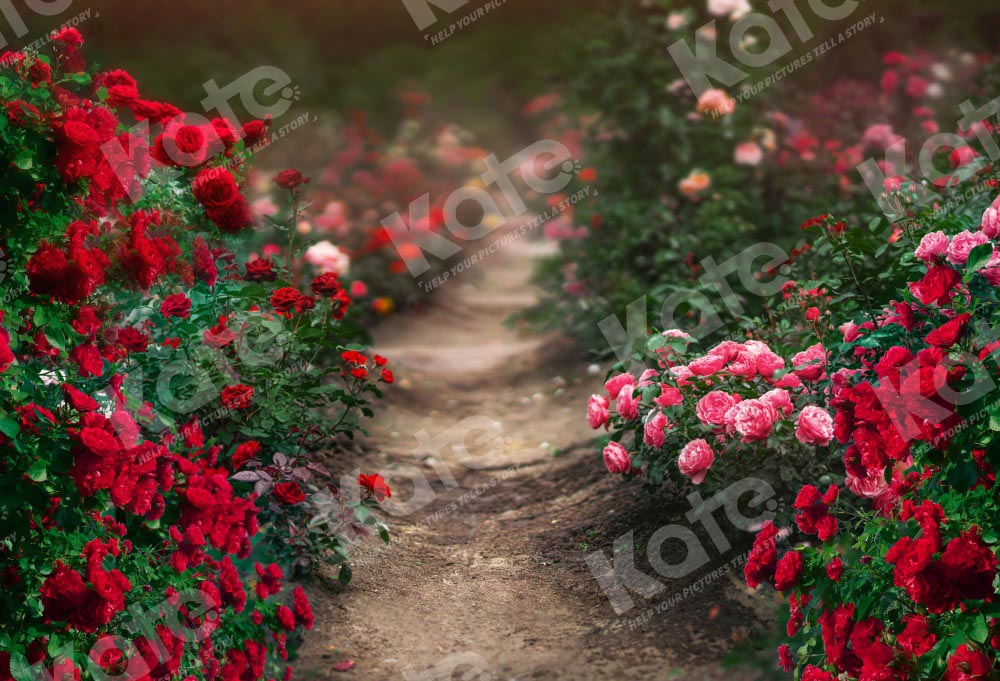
[696,391,738,426]
[773,373,803,390]
[616,388,639,421]
[662,329,694,343]
[304,241,351,275]
[862,124,901,149]
[643,413,670,449]
[726,399,777,442]
[756,351,786,378]
[795,406,834,446]
[981,199,1000,239]
[696,89,735,118]
[845,471,889,499]
[688,354,726,376]
[914,231,949,261]
[734,142,763,167]
[946,230,989,266]
[708,340,743,362]
[743,341,785,378]
[840,321,862,343]
[637,368,659,387]
[605,373,635,399]
[678,439,715,485]
[654,384,683,407]
[669,365,695,386]
[603,441,631,475]
[791,343,827,382]
[587,395,610,430]
[726,350,758,379]
[760,389,793,418]
[679,170,712,200]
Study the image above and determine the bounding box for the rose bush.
[590,331,840,505]
[252,89,490,319]
[0,32,391,680]
[522,0,992,353]
[739,173,1000,678]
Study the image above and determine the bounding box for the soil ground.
[296,234,775,680]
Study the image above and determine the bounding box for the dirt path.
[297,235,771,681]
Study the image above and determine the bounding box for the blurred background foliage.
[7,0,1000,156]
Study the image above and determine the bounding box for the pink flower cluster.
[589,335,835,486]
[913,195,1000,284]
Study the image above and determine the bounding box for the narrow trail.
[298,235,769,681]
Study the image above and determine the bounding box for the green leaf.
[0,418,19,439]
[970,615,991,644]
[966,243,994,278]
[9,652,34,681]
[26,459,47,482]
[338,564,353,586]
[14,151,32,170]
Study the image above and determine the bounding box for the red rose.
[206,197,254,234]
[203,316,236,349]
[745,521,779,589]
[924,313,971,348]
[292,586,314,629]
[28,60,51,86]
[28,241,103,305]
[910,265,961,306]
[62,384,99,412]
[117,327,149,353]
[221,384,254,411]
[270,287,303,313]
[276,604,296,631]
[944,645,992,681]
[193,237,218,286]
[773,551,803,591]
[244,259,278,282]
[72,306,102,336]
[231,441,261,470]
[40,562,88,624]
[940,530,997,601]
[275,169,309,191]
[358,474,391,501]
[211,118,238,147]
[310,273,342,297]
[80,427,121,457]
[329,289,351,320]
[801,667,835,681]
[896,615,935,657]
[380,369,394,384]
[160,293,192,319]
[192,167,240,208]
[0,317,13,374]
[242,119,269,147]
[273,482,305,505]
[170,124,209,164]
[69,343,104,377]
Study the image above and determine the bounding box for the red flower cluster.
[793,484,839,541]
[744,520,779,589]
[886,520,997,613]
[192,167,253,233]
[40,540,132,633]
[221,384,254,411]
[310,273,352,319]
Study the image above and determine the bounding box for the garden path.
[297,233,769,680]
